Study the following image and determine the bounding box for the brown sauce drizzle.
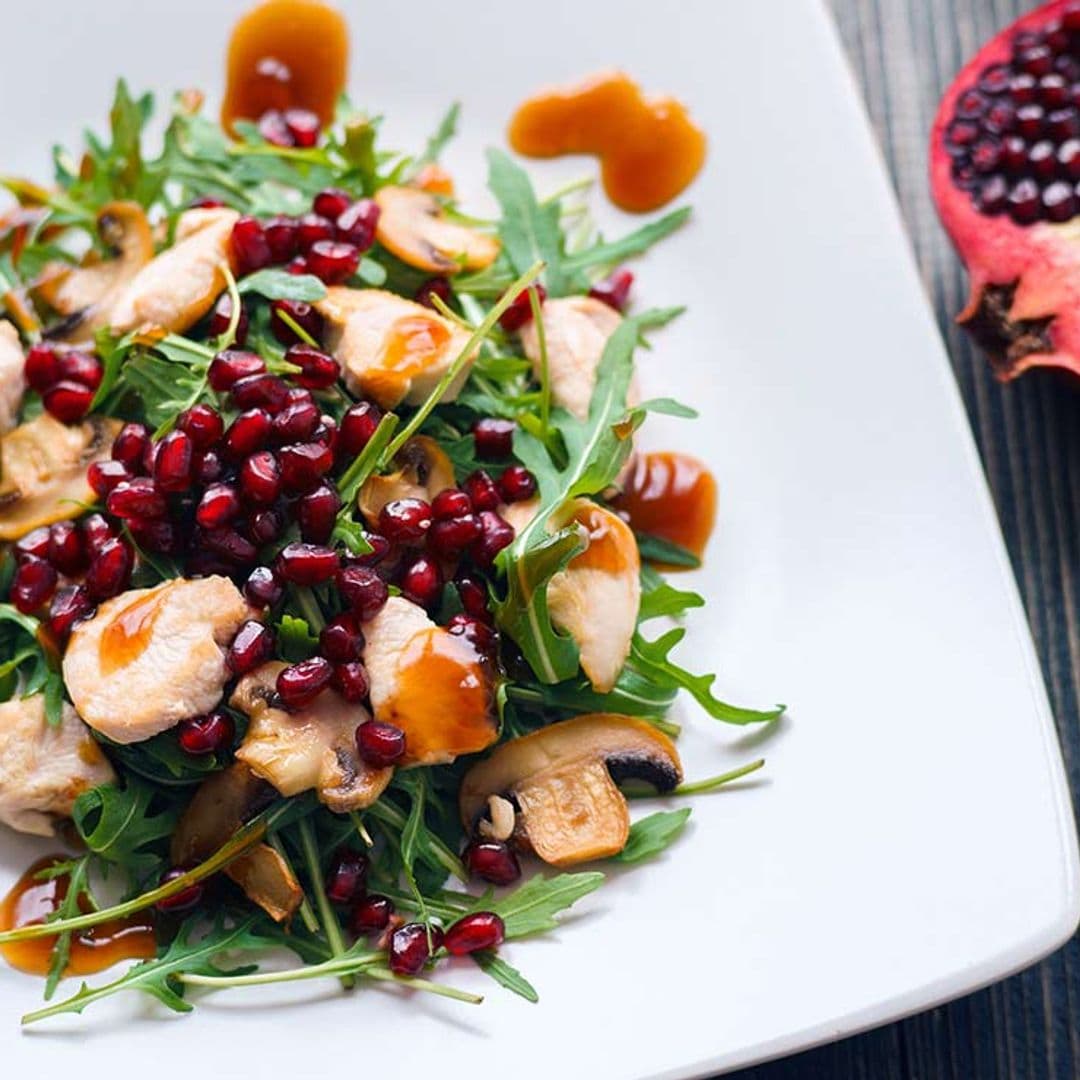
[98,587,167,675]
[613,451,717,567]
[0,857,155,977]
[508,71,706,212]
[222,0,349,132]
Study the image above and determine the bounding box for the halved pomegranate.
[932,0,1080,380]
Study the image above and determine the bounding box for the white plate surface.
[1,1,1078,1076]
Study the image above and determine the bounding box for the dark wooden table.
[730,2,1080,1077]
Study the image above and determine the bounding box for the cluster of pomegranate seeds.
[463,840,522,886]
[24,343,103,423]
[325,849,369,905]
[498,283,546,332]
[257,107,322,149]
[946,3,1080,223]
[588,267,634,311]
[176,711,235,755]
[443,911,505,956]
[228,186,379,286]
[389,922,443,975]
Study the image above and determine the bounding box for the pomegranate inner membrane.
[945,10,1080,224]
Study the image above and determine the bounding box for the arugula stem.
[366,801,466,882]
[349,811,374,847]
[219,262,243,350]
[336,411,399,503]
[179,952,381,989]
[364,966,483,1004]
[275,308,320,347]
[297,817,352,990]
[0,806,285,945]
[527,285,551,441]
[268,834,319,934]
[289,585,326,634]
[539,175,593,205]
[673,758,766,795]
[426,292,476,332]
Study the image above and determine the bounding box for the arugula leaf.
[562,207,691,276]
[0,604,64,723]
[413,103,461,171]
[613,809,692,864]
[480,872,604,938]
[42,856,93,1000]
[276,613,320,662]
[101,729,226,786]
[638,567,705,621]
[119,352,209,430]
[238,268,327,303]
[472,950,539,1003]
[635,532,702,569]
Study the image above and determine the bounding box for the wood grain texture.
[730,2,1080,1077]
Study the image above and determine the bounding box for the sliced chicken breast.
[0,320,25,433]
[0,696,115,836]
[107,207,240,335]
[547,499,641,692]
[519,296,624,420]
[63,576,249,745]
[315,287,476,409]
[232,662,392,813]
[361,596,499,765]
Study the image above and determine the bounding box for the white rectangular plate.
[1,1,1077,1076]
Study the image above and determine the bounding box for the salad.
[0,22,782,1025]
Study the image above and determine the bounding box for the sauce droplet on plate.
[0,857,155,977]
[613,451,717,566]
[222,0,349,132]
[508,71,706,212]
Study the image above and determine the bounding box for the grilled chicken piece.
[0,413,120,541]
[519,296,627,420]
[0,696,115,836]
[546,499,641,693]
[63,576,249,745]
[361,596,499,766]
[0,320,25,433]
[315,287,476,409]
[107,207,240,335]
[232,662,393,813]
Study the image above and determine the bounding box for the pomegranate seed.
[286,343,340,389]
[258,109,294,147]
[415,276,452,310]
[246,505,286,546]
[975,176,1009,216]
[472,418,515,460]
[239,450,282,505]
[195,483,240,529]
[196,449,225,485]
[1016,103,1046,139]
[296,212,336,251]
[279,441,334,493]
[335,199,379,251]
[209,293,249,344]
[1044,180,1077,222]
[999,134,1028,174]
[155,868,204,914]
[970,138,1001,174]
[208,350,266,392]
[472,510,515,567]
[177,711,235,755]
[325,849,368,905]
[463,840,521,886]
[178,404,224,449]
[589,267,634,312]
[272,399,321,443]
[447,613,498,656]
[400,555,442,607]
[498,283,546,332]
[228,619,275,675]
[232,373,290,414]
[1039,72,1070,109]
[190,196,225,209]
[297,482,341,543]
[320,613,364,662]
[88,459,131,497]
[57,351,103,390]
[43,380,93,423]
[263,215,300,263]
[378,498,432,544]
[339,401,383,457]
[275,542,339,585]
[1008,177,1043,224]
[277,656,333,709]
[231,216,272,275]
[954,88,987,121]
[352,894,393,934]
[47,521,87,576]
[1060,138,1080,177]
[456,576,491,620]
[498,465,536,503]
[332,660,369,702]
[356,720,406,766]
[106,478,167,520]
[983,100,1017,136]
[444,912,505,956]
[11,557,57,613]
[389,923,438,975]
[351,532,391,567]
[307,240,360,284]
[224,409,273,459]
[129,517,180,556]
[185,551,235,578]
[24,344,59,392]
[314,188,352,220]
[287,256,310,275]
[81,513,114,556]
[336,566,389,620]
[463,470,500,512]
[1067,2,1080,31]
[286,386,315,406]
[270,298,324,345]
[284,108,320,147]
[202,527,258,565]
[15,527,50,563]
[154,429,194,492]
[431,488,473,521]
[244,566,284,608]
[314,414,338,454]
[427,515,481,557]
[141,437,161,476]
[86,537,134,599]
[46,585,93,643]
[1010,72,1038,105]
[1019,45,1055,79]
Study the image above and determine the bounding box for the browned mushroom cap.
[459,714,682,867]
[357,435,455,527]
[0,414,121,541]
[231,662,393,813]
[172,762,302,923]
[34,201,154,343]
[374,186,499,274]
